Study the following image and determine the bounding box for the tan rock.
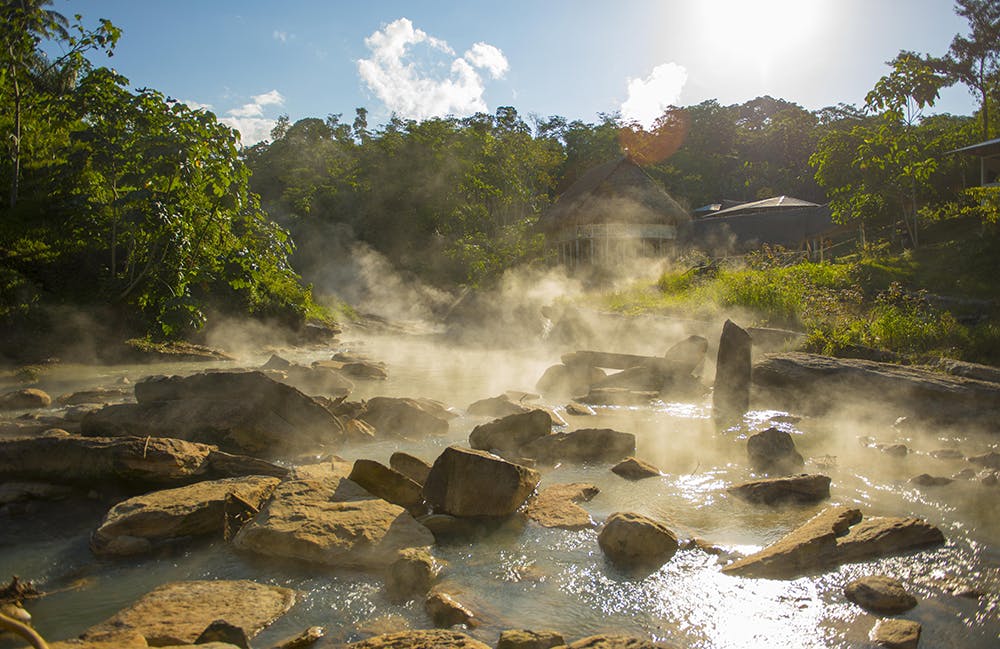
[525,483,599,529]
[0,388,52,410]
[50,630,149,649]
[598,512,678,570]
[389,452,433,485]
[727,474,830,505]
[349,459,424,511]
[870,619,921,649]
[611,457,661,480]
[496,629,565,649]
[521,428,635,464]
[565,635,668,648]
[385,547,440,602]
[844,575,917,613]
[360,397,450,437]
[425,591,475,628]
[422,447,540,518]
[468,410,551,456]
[346,629,490,649]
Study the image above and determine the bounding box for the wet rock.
[496,630,565,649]
[870,619,921,649]
[520,428,636,464]
[0,481,75,505]
[91,476,281,556]
[844,575,917,614]
[385,547,440,602]
[205,449,289,480]
[929,448,964,460]
[389,452,433,485]
[314,358,388,381]
[468,410,551,456]
[565,402,596,416]
[748,326,807,351]
[425,591,475,628]
[598,511,679,570]
[84,371,346,457]
[349,459,425,512]
[0,388,51,410]
[753,352,1000,423]
[909,473,953,487]
[120,339,235,363]
[281,364,354,398]
[49,630,149,649]
[194,619,250,648]
[85,579,295,646]
[952,468,978,480]
[56,387,131,406]
[360,397,450,438]
[746,427,804,474]
[577,388,658,407]
[466,394,533,418]
[713,320,752,424]
[980,470,999,485]
[564,636,667,649]
[261,354,292,370]
[346,629,490,649]
[722,506,944,579]
[880,444,909,457]
[233,479,434,569]
[271,625,325,649]
[535,364,606,398]
[525,483,599,530]
[727,474,831,505]
[422,447,540,518]
[933,357,1000,384]
[968,451,1000,470]
[611,457,661,480]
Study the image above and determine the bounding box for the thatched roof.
[537,157,690,233]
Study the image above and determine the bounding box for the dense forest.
[1,0,999,356]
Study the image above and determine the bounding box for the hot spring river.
[1,332,998,648]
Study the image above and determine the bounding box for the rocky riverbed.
[0,323,998,649]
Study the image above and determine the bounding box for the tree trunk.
[8,55,22,209]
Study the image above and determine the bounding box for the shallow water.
[1,332,998,648]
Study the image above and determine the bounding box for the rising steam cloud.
[358,18,509,120]
[621,62,688,129]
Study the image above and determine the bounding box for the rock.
[346,629,490,649]
[49,630,150,649]
[909,473,953,487]
[880,444,909,457]
[56,387,131,406]
[722,506,944,579]
[535,364,606,397]
[261,354,292,370]
[466,394,532,418]
[981,470,999,485]
[281,364,354,398]
[929,448,964,459]
[205,449,289,480]
[85,580,295,646]
[385,547,440,602]
[194,620,250,649]
[120,339,235,363]
[360,397,450,437]
[496,629,565,649]
[748,326,806,351]
[727,474,831,505]
[91,475,281,556]
[271,625,325,649]
[564,636,667,649]
[968,451,1000,470]
[314,358,388,381]
[468,410,551,456]
[525,483,599,529]
[422,447,540,518]
[577,388,658,407]
[233,479,434,569]
[952,468,978,480]
[597,511,679,570]
[611,457,661,480]
[934,357,1000,384]
[425,591,475,628]
[349,459,425,512]
[565,402,596,416]
[0,388,51,410]
[83,371,346,457]
[0,480,75,505]
[746,427,804,474]
[713,320,752,424]
[844,575,917,614]
[870,619,921,649]
[753,352,1000,423]
[520,428,635,464]
[389,452,433,485]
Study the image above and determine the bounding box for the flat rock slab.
[86,580,295,646]
[233,479,434,569]
[722,506,944,579]
[727,474,831,505]
[346,630,491,649]
[565,635,674,648]
[525,483,599,529]
[92,475,281,556]
[753,352,1000,421]
[497,629,565,649]
[611,457,661,480]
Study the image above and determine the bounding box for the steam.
[620,62,688,129]
[357,18,509,120]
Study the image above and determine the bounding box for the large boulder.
[84,580,295,646]
[359,397,450,437]
[389,452,433,485]
[468,410,551,456]
[722,506,944,579]
[727,474,831,505]
[91,475,281,556]
[346,630,491,649]
[524,483,599,530]
[535,363,606,397]
[83,371,345,457]
[870,619,921,649]
[713,320,752,425]
[422,447,540,518]
[746,427,804,474]
[0,388,51,410]
[0,435,285,487]
[280,363,354,398]
[753,352,1000,423]
[233,478,434,569]
[349,459,425,512]
[466,394,533,418]
[844,575,917,614]
[314,358,388,381]
[521,428,635,464]
[385,547,440,602]
[597,511,679,571]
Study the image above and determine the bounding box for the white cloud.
[357,17,508,120]
[220,89,285,145]
[179,98,213,112]
[621,62,688,129]
[273,30,289,43]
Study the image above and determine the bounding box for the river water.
[1,331,998,648]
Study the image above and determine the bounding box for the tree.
[943,0,1000,139]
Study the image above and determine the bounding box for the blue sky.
[53,0,979,144]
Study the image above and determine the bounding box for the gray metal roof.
[948,137,1000,157]
[706,195,820,218]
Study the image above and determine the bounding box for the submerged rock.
[422,447,540,518]
[346,630,490,649]
[722,505,944,579]
[425,591,475,628]
[0,388,51,410]
[360,397,451,438]
[232,479,434,569]
[91,475,281,556]
[909,473,953,487]
[844,575,917,614]
[520,428,635,464]
[85,579,295,646]
[611,457,661,480]
[524,483,599,530]
[468,410,551,456]
[746,427,804,474]
[597,511,679,571]
[727,474,831,505]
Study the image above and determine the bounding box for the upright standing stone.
[713,319,752,426]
